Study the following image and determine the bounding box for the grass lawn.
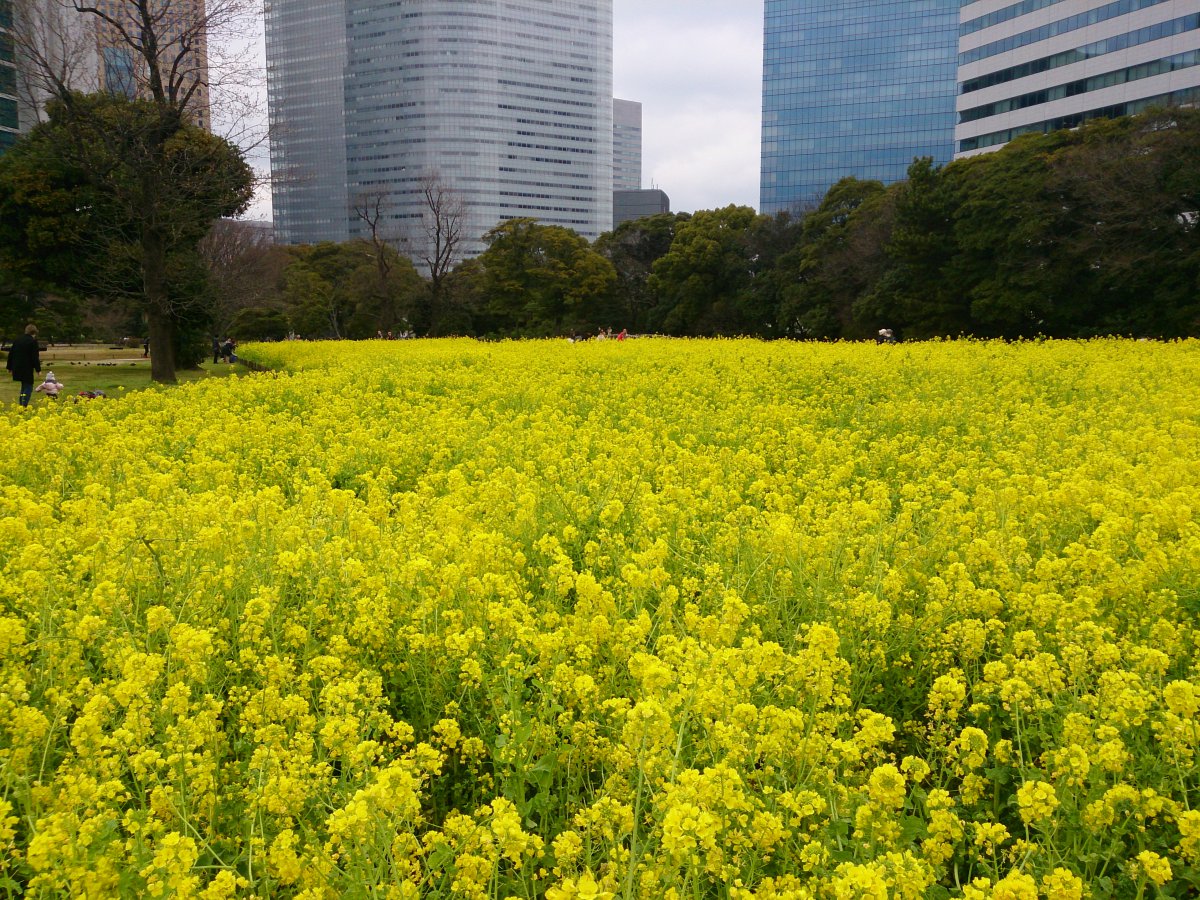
[1,344,246,407]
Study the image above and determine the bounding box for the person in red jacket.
[5,324,41,407]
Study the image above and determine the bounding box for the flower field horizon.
[1,337,1199,898]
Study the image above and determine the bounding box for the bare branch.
[414,170,467,290]
[10,0,101,114]
[198,218,283,332]
[14,0,263,150]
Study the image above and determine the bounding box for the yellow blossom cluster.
[1,337,1199,897]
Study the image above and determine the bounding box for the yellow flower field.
[1,338,1199,899]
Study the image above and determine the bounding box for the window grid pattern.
[960,49,1200,123]
[959,83,1200,150]
[266,0,352,245]
[103,46,137,99]
[961,0,1069,36]
[613,98,641,191]
[0,1,14,153]
[761,0,960,213]
[960,0,1173,65]
[268,0,613,253]
[962,13,1200,94]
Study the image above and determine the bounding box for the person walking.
[6,324,41,407]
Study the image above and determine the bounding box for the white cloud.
[644,107,761,213]
[615,1,764,212]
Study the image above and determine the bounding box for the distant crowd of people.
[570,328,628,343]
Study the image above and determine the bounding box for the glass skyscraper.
[760,0,961,213]
[265,0,350,243]
[266,0,613,253]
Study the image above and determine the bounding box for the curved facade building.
[266,0,613,253]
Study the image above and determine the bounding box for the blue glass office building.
[760,0,961,213]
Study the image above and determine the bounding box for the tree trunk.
[376,252,396,333]
[143,229,178,383]
[377,286,396,334]
[428,280,442,336]
[146,306,177,383]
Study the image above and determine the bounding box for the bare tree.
[411,171,467,334]
[197,218,283,334]
[12,0,262,127]
[10,0,101,118]
[352,188,402,332]
[351,172,467,335]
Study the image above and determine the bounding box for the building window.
[0,97,17,130]
[960,51,1200,124]
[104,47,138,99]
[960,0,1173,66]
[958,86,1200,152]
[961,14,1200,95]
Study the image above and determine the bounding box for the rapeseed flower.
[1,337,1197,896]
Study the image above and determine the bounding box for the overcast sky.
[614,1,765,213]
[243,2,765,220]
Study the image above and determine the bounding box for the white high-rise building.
[266,0,614,254]
[956,0,1200,156]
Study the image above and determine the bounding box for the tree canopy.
[0,92,253,376]
[474,219,618,336]
[277,241,426,340]
[7,103,1196,348]
[632,107,1200,341]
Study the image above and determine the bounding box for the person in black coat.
[5,324,41,407]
